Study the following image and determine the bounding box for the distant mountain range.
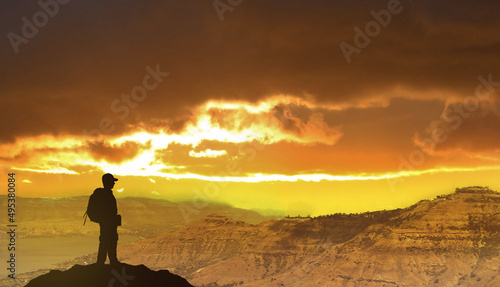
[8,186,500,286]
[0,196,275,238]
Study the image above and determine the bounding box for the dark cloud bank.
[1,0,499,142]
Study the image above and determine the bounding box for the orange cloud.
[189,149,228,158]
[3,95,500,186]
[1,96,342,177]
[88,141,151,164]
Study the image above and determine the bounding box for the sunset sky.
[1,0,500,216]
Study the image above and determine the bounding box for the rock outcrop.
[25,263,193,287]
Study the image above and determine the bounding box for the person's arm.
[112,196,117,215]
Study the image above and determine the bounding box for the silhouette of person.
[96,173,120,266]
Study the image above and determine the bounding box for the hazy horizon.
[4,182,500,217]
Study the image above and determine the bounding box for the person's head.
[102,173,118,189]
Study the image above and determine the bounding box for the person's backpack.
[83,188,103,225]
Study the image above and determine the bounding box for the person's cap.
[102,173,118,182]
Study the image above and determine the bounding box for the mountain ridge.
[114,186,500,286]
[0,196,276,238]
[6,186,500,286]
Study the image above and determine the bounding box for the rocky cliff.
[114,187,500,286]
[11,187,500,286]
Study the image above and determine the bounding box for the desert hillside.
[5,187,500,286]
[117,186,500,286]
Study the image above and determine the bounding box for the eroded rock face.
[115,187,500,286]
[25,263,193,287]
[268,188,500,286]
[22,187,500,286]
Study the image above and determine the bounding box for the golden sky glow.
[2,0,500,216]
[2,93,500,215]
[3,95,499,180]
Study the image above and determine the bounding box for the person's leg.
[96,224,107,264]
[109,227,119,265]
[96,241,107,264]
[109,240,119,265]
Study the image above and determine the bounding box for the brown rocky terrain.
[115,186,500,286]
[5,186,500,286]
